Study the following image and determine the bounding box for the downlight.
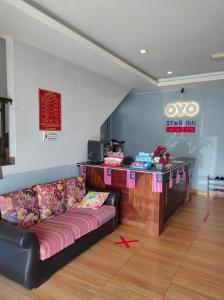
[139,49,148,54]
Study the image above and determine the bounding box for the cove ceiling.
[0,0,224,91]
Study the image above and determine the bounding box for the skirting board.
[191,189,224,198]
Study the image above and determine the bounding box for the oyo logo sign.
[164,101,199,118]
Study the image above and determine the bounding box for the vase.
[155,163,164,171]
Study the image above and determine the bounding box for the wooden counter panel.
[86,167,105,189]
[111,170,127,187]
[83,163,191,236]
[86,167,153,225]
[163,177,188,222]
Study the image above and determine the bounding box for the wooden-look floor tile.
[74,243,130,273]
[195,227,224,247]
[95,236,136,257]
[93,282,131,300]
[163,283,214,300]
[165,217,199,232]
[128,292,152,300]
[93,282,152,300]
[110,255,176,299]
[178,243,224,286]
[184,198,208,212]
[134,238,186,268]
[0,275,32,300]
[191,238,224,256]
[159,226,196,247]
[173,270,224,300]
[169,210,204,227]
[106,224,148,245]
[107,224,149,240]
[31,274,95,300]
[0,194,223,300]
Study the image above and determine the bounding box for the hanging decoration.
[188,164,191,178]
[169,171,174,188]
[176,169,181,184]
[79,164,87,178]
[152,173,163,193]
[104,167,112,185]
[126,170,136,189]
[183,167,187,181]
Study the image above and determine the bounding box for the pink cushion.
[44,212,98,239]
[68,205,116,226]
[28,222,74,261]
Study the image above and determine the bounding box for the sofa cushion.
[0,188,39,228]
[36,182,66,220]
[63,176,86,208]
[70,205,116,227]
[28,221,75,261]
[78,191,109,209]
[44,212,98,239]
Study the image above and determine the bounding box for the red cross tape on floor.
[113,236,139,248]
[203,212,209,222]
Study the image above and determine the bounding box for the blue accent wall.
[0,164,78,194]
[111,82,224,191]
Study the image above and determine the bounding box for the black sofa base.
[39,218,115,287]
[0,190,119,289]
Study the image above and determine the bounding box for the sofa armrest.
[0,221,41,289]
[103,191,120,207]
[0,220,39,249]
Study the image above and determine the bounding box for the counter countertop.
[77,157,194,175]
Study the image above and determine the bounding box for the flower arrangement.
[151,145,171,165]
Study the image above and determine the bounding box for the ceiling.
[1,0,224,91]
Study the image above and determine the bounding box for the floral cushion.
[0,188,39,228]
[78,191,109,209]
[63,176,86,208]
[36,182,66,220]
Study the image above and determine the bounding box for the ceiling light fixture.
[211,52,224,60]
[139,49,148,54]
[167,71,173,75]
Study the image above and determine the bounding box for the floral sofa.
[0,176,119,289]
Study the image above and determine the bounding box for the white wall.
[3,40,129,176]
[0,37,8,137]
[0,37,7,98]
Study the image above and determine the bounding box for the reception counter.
[77,158,194,236]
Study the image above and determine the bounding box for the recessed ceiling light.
[167,71,173,75]
[140,49,148,54]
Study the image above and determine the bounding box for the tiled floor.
[0,194,224,299]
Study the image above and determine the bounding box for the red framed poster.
[39,89,61,131]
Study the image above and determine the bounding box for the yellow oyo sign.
[164,101,199,118]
